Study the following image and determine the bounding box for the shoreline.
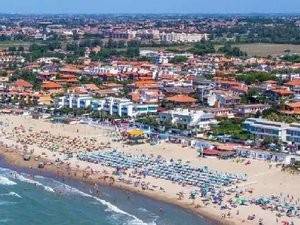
[1,114,298,225]
[0,146,234,225]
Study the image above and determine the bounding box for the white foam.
[0,167,155,225]
[0,192,22,198]
[13,174,55,193]
[0,176,16,186]
[46,180,155,225]
[8,192,22,198]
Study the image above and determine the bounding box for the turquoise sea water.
[0,164,215,225]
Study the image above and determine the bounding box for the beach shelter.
[127,129,144,137]
[203,149,220,156]
[126,129,145,144]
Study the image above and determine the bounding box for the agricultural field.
[234,43,300,57]
[0,40,33,49]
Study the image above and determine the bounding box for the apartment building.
[56,94,93,109]
[92,97,158,117]
[160,32,208,43]
[56,95,158,117]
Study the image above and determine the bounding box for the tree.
[169,55,188,64]
[189,41,215,55]
[125,47,140,58]
[10,70,42,91]
[236,72,276,85]
[8,46,16,52]
[218,43,247,57]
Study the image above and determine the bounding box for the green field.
[0,41,33,49]
[233,43,300,57]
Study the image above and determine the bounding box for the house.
[165,94,197,105]
[286,79,300,100]
[236,104,270,116]
[159,108,217,130]
[205,107,235,118]
[130,89,163,104]
[215,78,248,94]
[265,87,294,101]
[54,74,79,86]
[83,84,100,93]
[38,94,53,106]
[14,79,33,90]
[41,81,62,92]
[281,102,300,115]
[207,90,240,108]
[197,83,215,103]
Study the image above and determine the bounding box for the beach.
[0,157,214,225]
[0,114,299,225]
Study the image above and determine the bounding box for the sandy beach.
[0,114,299,225]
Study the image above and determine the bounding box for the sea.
[0,159,215,225]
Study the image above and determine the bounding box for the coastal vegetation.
[210,118,252,140]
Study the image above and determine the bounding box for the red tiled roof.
[166,94,197,103]
[286,102,300,108]
[14,79,33,88]
[42,81,62,90]
[286,79,300,86]
[84,84,99,91]
[272,88,293,96]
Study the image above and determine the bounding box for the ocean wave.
[0,167,54,192]
[0,176,17,186]
[13,174,55,193]
[63,185,152,225]
[0,192,22,198]
[34,177,156,225]
[0,167,156,225]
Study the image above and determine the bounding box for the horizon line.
[1,12,300,16]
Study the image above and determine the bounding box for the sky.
[1,0,300,14]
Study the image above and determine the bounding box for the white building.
[244,118,288,141]
[244,118,300,150]
[92,97,158,117]
[159,108,217,130]
[56,95,158,118]
[56,94,93,109]
[160,32,209,43]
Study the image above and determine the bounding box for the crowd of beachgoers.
[0,114,299,225]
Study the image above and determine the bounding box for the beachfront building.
[159,108,217,130]
[286,123,300,146]
[92,97,158,117]
[244,118,300,149]
[55,94,93,109]
[243,118,288,141]
[56,95,158,117]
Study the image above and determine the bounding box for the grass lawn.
[233,43,300,57]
